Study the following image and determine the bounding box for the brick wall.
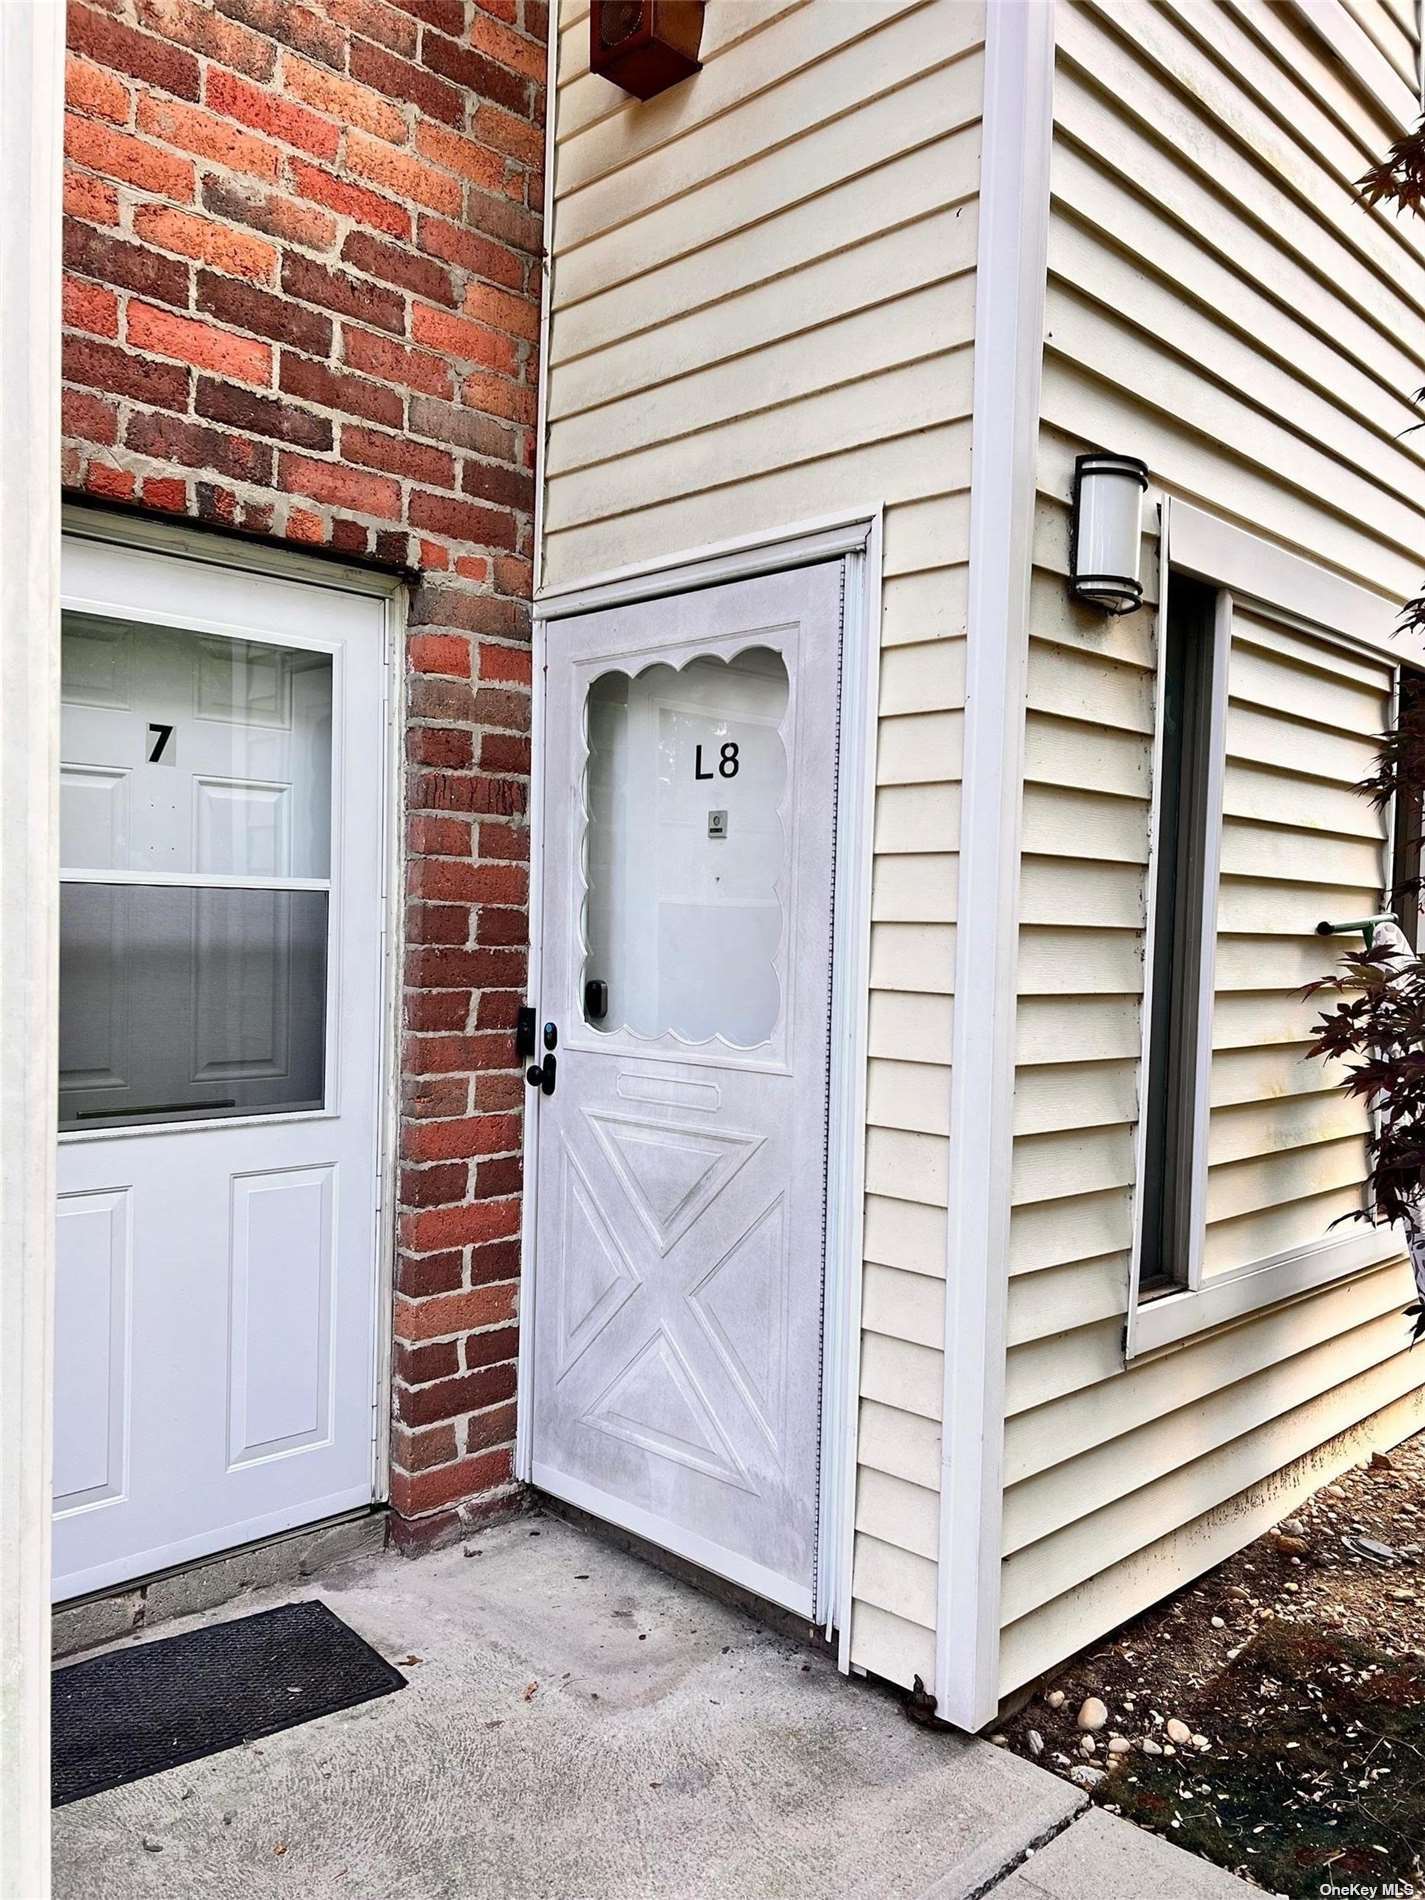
[61,0,545,1544]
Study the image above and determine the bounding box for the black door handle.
[525,1054,556,1097]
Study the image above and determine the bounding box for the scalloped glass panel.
[582,647,789,1046]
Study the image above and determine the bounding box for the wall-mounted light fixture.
[1070,451,1150,614]
[589,1,704,100]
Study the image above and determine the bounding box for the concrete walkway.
[52,1513,1255,1900]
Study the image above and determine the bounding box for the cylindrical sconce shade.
[1071,452,1149,614]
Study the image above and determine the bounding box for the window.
[1130,506,1403,1355]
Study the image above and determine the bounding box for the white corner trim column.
[937,0,1054,1733]
[0,5,64,1893]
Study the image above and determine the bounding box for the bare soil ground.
[994,1428,1425,1898]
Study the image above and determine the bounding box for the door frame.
[56,503,406,1510]
[519,509,883,1650]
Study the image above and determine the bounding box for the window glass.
[581,647,789,1047]
[60,617,332,877]
[58,885,328,1129]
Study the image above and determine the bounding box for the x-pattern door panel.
[530,564,843,1614]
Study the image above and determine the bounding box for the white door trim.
[518,508,882,1650]
[1,5,64,1884]
[937,0,1055,1734]
[57,506,406,1517]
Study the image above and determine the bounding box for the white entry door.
[529,563,843,1615]
[52,535,389,1601]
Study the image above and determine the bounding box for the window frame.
[1126,502,1414,1358]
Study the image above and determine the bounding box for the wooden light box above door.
[589,1,704,100]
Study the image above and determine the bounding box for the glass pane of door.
[58,616,334,1130]
[581,646,789,1046]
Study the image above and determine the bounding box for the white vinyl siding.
[1000,0,1425,1698]
[542,0,985,1690]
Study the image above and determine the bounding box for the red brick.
[473,100,543,169]
[396,1248,464,1298]
[460,456,533,512]
[211,0,344,70]
[472,1070,524,1111]
[474,903,526,946]
[126,407,275,483]
[408,633,471,677]
[65,54,130,126]
[63,276,120,338]
[330,517,371,555]
[416,214,523,290]
[423,34,531,120]
[281,52,408,141]
[492,553,533,597]
[205,68,341,160]
[464,1399,519,1455]
[402,1113,519,1164]
[63,387,120,446]
[341,229,454,304]
[406,902,471,947]
[462,279,540,344]
[85,460,136,501]
[402,1073,469,1121]
[480,733,530,776]
[196,375,333,448]
[279,452,402,519]
[475,988,524,1030]
[468,1238,522,1287]
[411,859,525,904]
[349,38,463,126]
[141,475,188,511]
[395,1283,516,1344]
[287,506,325,542]
[463,186,541,260]
[289,160,409,242]
[198,270,333,355]
[128,301,272,385]
[281,252,405,335]
[388,0,465,34]
[413,120,505,192]
[406,813,472,855]
[408,490,519,548]
[391,1418,459,1469]
[407,726,473,769]
[461,1320,519,1369]
[419,539,451,569]
[64,169,120,225]
[479,642,531,685]
[455,555,490,582]
[342,325,453,398]
[474,685,531,728]
[468,12,547,83]
[64,114,195,202]
[321,0,420,57]
[478,821,528,863]
[134,93,280,179]
[408,394,514,460]
[389,1448,513,1515]
[474,1153,522,1198]
[133,0,277,80]
[347,130,463,217]
[133,205,276,283]
[393,1362,515,1430]
[200,176,338,253]
[399,1160,469,1208]
[344,424,454,489]
[412,304,520,370]
[461,369,535,426]
[65,333,190,410]
[405,987,471,1030]
[69,4,200,103]
[65,218,190,306]
[277,352,403,428]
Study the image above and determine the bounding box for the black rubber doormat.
[52,1598,406,1806]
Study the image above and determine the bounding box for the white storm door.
[52,536,388,1601]
[529,563,843,1616]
